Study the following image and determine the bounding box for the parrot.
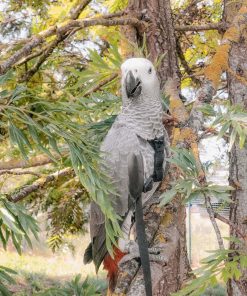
[83,58,167,295]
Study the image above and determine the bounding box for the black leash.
[135,194,152,296]
[128,154,152,296]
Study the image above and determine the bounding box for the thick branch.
[0,16,142,76]
[188,5,247,132]
[7,168,74,203]
[115,196,181,295]
[175,22,227,32]
[0,154,60,170]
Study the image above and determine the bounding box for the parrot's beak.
[125,70,142,98]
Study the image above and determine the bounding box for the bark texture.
[225,1,247,295]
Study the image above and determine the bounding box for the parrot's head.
[121,58,160,104]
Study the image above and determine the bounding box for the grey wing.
[88,124,143,270]
[100,124,145,216]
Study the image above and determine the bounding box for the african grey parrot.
[84,58,168,292]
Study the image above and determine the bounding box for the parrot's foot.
[118,241,166,266]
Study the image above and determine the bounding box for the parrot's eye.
[148,67,152,74]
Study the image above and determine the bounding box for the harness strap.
[148,136,165,182]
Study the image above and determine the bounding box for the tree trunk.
[225,1,247,295]
[124,0,180,86]
[113,1,191,295]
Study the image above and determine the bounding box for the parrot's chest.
[137,136,155,181]
[117,111,164,141]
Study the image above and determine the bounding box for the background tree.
[224,0,247,295]
[0,0,247,295]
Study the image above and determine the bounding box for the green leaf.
[229,128,237,151]
[0,207,23,235]
[159,188,177,206]
[218,121,231,139]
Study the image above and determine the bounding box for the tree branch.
[16,48,46,67]
[0,154,61,170]
[7,168,74,203]
[204,195,225,250]
[176,39,201,85]
[83,73,118,96]
[69,0,92,20]
[188,6,247,132]
[0,170,41,177]
[19,34,68,82]
[175,22,227,32]
[214,212,246,240]
[174,0,204,22]
[0,16,142,76]
[18,0,92,81]
[115,196,180,294]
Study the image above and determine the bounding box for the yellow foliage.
[204,43,230,87]
[181,78,192,89]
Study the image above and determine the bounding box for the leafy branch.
[0,265,17,296]
[160,148,247,295]
[69,44,123,95]
[199,103,247,150]
[160,148,234,206]
[0,196,39,254]
[0,71,121,252]
[173,242,247,296]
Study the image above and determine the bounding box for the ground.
[0,207,228,295]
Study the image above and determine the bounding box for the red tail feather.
[103,246,125,291]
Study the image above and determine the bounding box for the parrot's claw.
[118,242,165,266]
[118,253,138,266]
[148,247,162,254]
[149,254,167,262]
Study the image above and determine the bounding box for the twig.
[16,48,46,66]
[174,0,204,22]
[176,39,201,85]
[19,0,92,81]
[0,170,41,177]
[19,34,67,82]
[198,128,218,140]
[101,11,126,19]
[69,0,92,20]
[204,194,225,250]
[83,73,118,96]
[7,168,74,203]
[214,212,246,240]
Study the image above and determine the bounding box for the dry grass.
[0,232,106,294]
